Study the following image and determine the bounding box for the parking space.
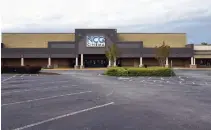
[1,70,211,130]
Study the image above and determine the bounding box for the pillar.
[48,57,51,68]
[165,57,169,67]
[191,57,194,65]
[190,57,197,68]
[74,56,78,69]
[139,57,143,67]
[21,57,24,66]
[80,54,84,69]
[108,60,111,67]
[113,58,117,67]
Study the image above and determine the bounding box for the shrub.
[1,65,42,74]
[104,67,175,77]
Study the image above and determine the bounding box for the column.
[190,57,197,68]
[165,57,169,67]
[191,57,194,65]
[113,58,117,67]
[139,57,143,67]
[80,54,84,69]
[74,56,78,69]
[48,57,51,68]
[21,57,24,66]
[108,60,111,67]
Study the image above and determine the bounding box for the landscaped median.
[104,67,176,77]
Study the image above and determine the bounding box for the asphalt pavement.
[1,69,211,130]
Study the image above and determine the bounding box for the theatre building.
[1,29,209,68]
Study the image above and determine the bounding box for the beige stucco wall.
[2,33,75,48]
[118,33,186,47]
[194,45,211,50]
[195,55,211,58]
[3,33,187,48]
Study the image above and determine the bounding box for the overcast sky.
[1,0,211,43]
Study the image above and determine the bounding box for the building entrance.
[196,59,211,68]
[83,54,108,68]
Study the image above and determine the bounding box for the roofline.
[2,32,186,34]
[75,28,116,30]
[118,33,186,34]
[2,33,75,34]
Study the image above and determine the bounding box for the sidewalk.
[42,68,107,71]
[173,67,211,70]
[42,67,211,71]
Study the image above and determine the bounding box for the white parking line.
[13,102,114,130]
[1,74,18,83]
[1,85,74,94]
[40,81,70,84]
[1,80,72,89]
[20,74,25,77]
[106,90,114,96]
[2,91,92,106]
[140,80,145,83]
[180,78,185,81]
[3,79,37,83]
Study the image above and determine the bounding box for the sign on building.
[86,36,105,47]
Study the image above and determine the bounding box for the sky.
[1,0,211,44]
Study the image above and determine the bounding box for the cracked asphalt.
[1,69,211,130]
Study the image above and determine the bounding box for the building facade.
[193,45,211,68]
[2,29,207,68]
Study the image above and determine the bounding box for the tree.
[201,42,208,45]
[155,41,170,67]
[105,43,118,67]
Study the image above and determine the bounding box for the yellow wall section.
[3,33,186,48]
[118,33,186,47]
[195,55,211,58]
[2,33,75,48]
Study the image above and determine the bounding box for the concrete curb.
[42,68,211,71]
[173,68,211,70]
[42,68,107,71]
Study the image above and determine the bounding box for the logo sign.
[86,36,105,47]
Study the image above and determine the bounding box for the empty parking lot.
[1,69,211,130]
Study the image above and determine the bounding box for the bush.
[104,67,175,77]
[1,65,42,74]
